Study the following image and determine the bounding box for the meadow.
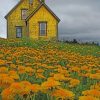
[0,38,100,100]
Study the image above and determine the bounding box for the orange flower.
[0,54,3,58]
[47,77,55,81]
[6,56,12,61]
[18,66,26,74]
[69,78,80,87]
[8,70,19,80]
[49,72,55,77]
[71,66,80,72]
[81,66,89,71]
[51,88,75,99]
[31,84,41,93]
[1,88,14,100]
[47,66,54,69]
[9,82,23,94]
[82,89,100,98]
[0,76,14,88]
[41,78,60,91]
[53,73,67,81]
[0,73,8,78]
[79,96,98,100]
[41,64,48,68]
[36,73,46,79]
[8,70,17,75]
[37,69,44,73]
[20,81,32,95]
[89,73,100,80]
[10,64,16,69]
[0,67,8,73]
[0,59,6,65]
[90,84,100,90]
[10,81,31,96]
[25,67,34,73]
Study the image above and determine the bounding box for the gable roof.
[26,3,60,22]
[5,0,41,19]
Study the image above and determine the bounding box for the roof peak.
[26,3,60,22]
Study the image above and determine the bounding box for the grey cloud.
[46,0,100,43]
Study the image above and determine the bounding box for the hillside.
[0,38,100,100]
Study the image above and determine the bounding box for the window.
[29,0,33,4]
[39,22,47,36]
[16,26,22,38]
[21,9,27,20]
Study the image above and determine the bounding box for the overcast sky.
[0,0,100,43]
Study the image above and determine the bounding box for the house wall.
[7,0,40,38]
[28,6,58,39]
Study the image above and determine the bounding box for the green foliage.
[0,38,99,56]
[41,0,45,3]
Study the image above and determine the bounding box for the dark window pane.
[40,23,46,30]
[17,28,22,33]
[17,33,22,38]
[40,30,46,36]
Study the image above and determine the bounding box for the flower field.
[0,38,100,100]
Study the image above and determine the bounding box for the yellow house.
[5,0,60,40]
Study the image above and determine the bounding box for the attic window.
[29,0,33,4]
[21,9,27,20]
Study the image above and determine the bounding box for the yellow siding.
[29,6,58,39]
[7,0,40,38]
